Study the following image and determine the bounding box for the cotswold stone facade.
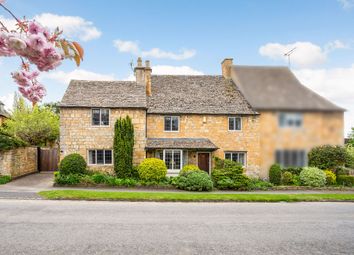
[60,57,344,177]
[0,147,38,178]
[60,108,146,174]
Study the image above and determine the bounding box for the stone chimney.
[134,57,145,85]
[221,58,233,79]
[145,60,152,97]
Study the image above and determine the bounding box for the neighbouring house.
[60,58,344,178]
[0,101,10,126]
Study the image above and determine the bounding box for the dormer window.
[164,116,179,132]
[92,109,109,126]
[228,117,242,131]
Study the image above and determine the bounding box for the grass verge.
[38,190,354,202]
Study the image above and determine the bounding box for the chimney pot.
[137,57,142,67]
[221,58,233,79]
[145,60,150,68]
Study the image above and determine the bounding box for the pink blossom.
[0,0,5,4]
[8,35,27,52]
[28,21,43,35]
[26,34,47,51]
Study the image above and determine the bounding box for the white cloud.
[337,0,354,9]
[113,39,196,60]
[259,41,327,68]
[294,65,354,136]
[40,69,115,84]
[0,13,101,41]
[0,92,14,112]
[34,13,101,41]
[152,65,204,75]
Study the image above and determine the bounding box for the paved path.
[0,200,353,254]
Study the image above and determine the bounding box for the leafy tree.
[43,101,60,115]
[114,116,134,178]
[1,97,59,146]
[347,127,354,146]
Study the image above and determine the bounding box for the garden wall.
[0,147,38,178]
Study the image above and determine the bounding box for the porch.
[146,138,218,176]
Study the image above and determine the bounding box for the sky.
[0,0,354,136]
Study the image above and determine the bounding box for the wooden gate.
[39,147,59,172]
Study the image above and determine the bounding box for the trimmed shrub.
[212,169,250,190]
[138,158,167,181]
[336,175,354,186]
[308,145,347,170]
[54,172,81,185]
[324,170,336,185]
[282,167,302,176]
[114,116,135,178]
[292,175,301,186]
[281,171,293,185]
[0,175,11,185]
[175,171,213,191]
[269,164,282,185]
[179,164,201,175]
[59,153,87,175]
[299,167,326,187]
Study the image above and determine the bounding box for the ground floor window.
[88,149,112,165]
[155,149,187,170]
[224,152,246,166]
[275,150,306,168]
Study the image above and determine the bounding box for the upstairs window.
[92,109,109,126]
[229,117,242,131]
[278,112,303,128]
[225,152,246,166]
[164,116,179,131]
[275,150,306,168]
[88,149,112,165]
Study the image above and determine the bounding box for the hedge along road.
[38,190,354,202]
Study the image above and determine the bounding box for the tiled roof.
[60,80,147,108]
[231,66,344,112]
[146,138,218,150]
[147,75,256,114]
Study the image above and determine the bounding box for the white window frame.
[164,116,180,132]
[162,149,183,170]
[88,149,113,165]
[224,151,247,166]
[278,112,303,128]
[228,116,242,131]
[91,108,110,127]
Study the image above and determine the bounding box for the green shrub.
[59,153,87,175]
[336,175,354,186]
[336,167,350,176]
[308,145,348,170]
[91,172,116,185]
[346,145,354,168]
[299,167,326,187]
[175,171,213,191]
[213,157,243,173]
[0,130,26,151]
[211,161,248,190]
[54,172,81,185]
[282,167,303,176]
[0,175,11,185]
[292,175,301,186]
[114,178,138,187]
[137,158,167,181]
[281,171,293,185]
[324,170,336,185]
[179,164,201,175]
[269,164,282,185]
[248,178,273,190]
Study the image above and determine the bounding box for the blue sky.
[1,0,354,135]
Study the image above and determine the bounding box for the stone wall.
[0,147,38,178]
[146,114,261,175]
[259,111,344,178]
[60,108,146,174]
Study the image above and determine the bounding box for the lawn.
[38,190,354,202]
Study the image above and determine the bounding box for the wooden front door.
[198,153,210,173]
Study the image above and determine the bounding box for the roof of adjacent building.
[60,80,147,108]
[147,75,256,114]
[146,138,218,150]
[231,65,344,112]
[0,101,10,118]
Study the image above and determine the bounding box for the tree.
[1,96,59,146]
[114,116,134,178]
[348,127,354,146]
[0,1,83,105]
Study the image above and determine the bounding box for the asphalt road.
[0,200,353,255]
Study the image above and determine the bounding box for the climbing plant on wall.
[113,116,134,178]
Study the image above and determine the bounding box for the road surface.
[0,200,353,254]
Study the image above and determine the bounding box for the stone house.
[0,101,10,126]
[60,58,344,178]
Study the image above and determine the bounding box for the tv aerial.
[284,47,296,68]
